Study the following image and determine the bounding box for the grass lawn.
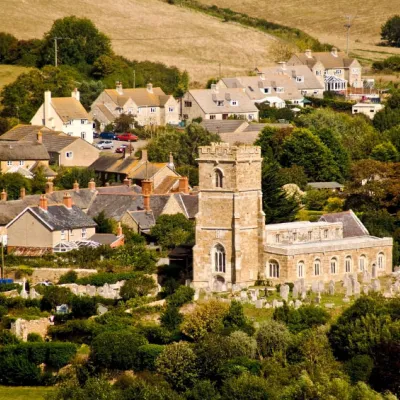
[0,386,54,400]
[0,65,30,92]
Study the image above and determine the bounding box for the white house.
[352,102,384,119]
[31,89,94,144]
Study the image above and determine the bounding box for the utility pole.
[133,70,136,88]
[344,15,353,56]
[54,37,58,67]
[218,62,221,79]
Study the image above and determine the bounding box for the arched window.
[215,169,223,188]
[359,255,366,272]
[214,244,226,273]
[377,252,385,269]
[330,257,338,274]
[267,260,280,278]
[345,256,352,273]
[297,261,305,278]
[314,259,321,276]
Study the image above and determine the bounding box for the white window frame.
[330,257,338,274]
[150,107,156,113]
[334,69,342,75]
[168,106,174,113]
[248,114,254,121]
[324,229,328,239]
[377,252,385,269]
[314,259,321,276]
[263,87,271,94]
[7,161,12,166]
[61,230,66,240]
[296,76,304,83]
[276,87,284,93]
[267,260,280,278]
[210,114,216,120]
[345,256,352,273]
[359,255,366,272]
[214,244,226,273]
[297,261,305,278]
[66,151,73,159]
[81,228,87,239]
[81,119,87,124]
[81,132,86,140]
[316,70,322,76]
[231,100,238,106]
[275,234,280,243]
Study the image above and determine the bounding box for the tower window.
[215,169,223,188]
[378,252,385,269]
[214,244,226,273]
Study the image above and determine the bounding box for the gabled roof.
[127,210,155,231]
[96,104,116,121]
[51,98,90,122]
[188,88,259,114]
[153,176,180,194]
[289,51,357,69]
[319,210,369,238]
[0,125,52,140]
[201,120,248,134]
[179,194,198,219]
[104,87,167,107]
[0,142,49,161]
[89,233,121,245]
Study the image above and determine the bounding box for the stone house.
[30,90,94,144]
[192,143,392,291]
[255,63,325,98]
[90,82,180,128]
[287,48,362,91]
[7,194,97,254]
[180,87,259,122]
[218,73,304,108]
[0,125,99,167]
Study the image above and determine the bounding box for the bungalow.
[352,102,384,119]
[30,89,94,144]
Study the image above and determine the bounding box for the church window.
[330,257,338,274]
[214,244,226,273]
[345,256,352,273]
[359,255,366,272]
[324,229,328,238]
[275,234,280,243]
[297,261,305,278]
[314,259,321,276]
[267,260,280,278]
[378,252,385,269]
[215,169,223,188]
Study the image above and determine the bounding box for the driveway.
[94,138,148,155]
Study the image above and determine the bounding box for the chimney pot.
[45,180,53,194]
[63,192,73,209]
[71,88,80,102]
[179,177,189,194]
[116,81,123,95]
[0,189,7,202]
[146,82,153,93]
[331,47,338,57]
[168,152,175,170]
[88,178,96,191]
[123,177,130,186]
[39,194,47,211]
[117,222,123,237]
[73,180,79,191]
[142,179,153,196]
[305,49,312,58]
[141,149,148,162]
[20,187,26,199]
[37,130,43,144]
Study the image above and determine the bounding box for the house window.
[334,69,342,75]
[168,107,174,113]
[345,256,352,273]
[296,76,304,82]
[314,259,321,276]
[316,70,322,76]
[216,100,224,106]
[378,252,385,269]
[324,229,328,239]
[267,260,280,278]
[330,257,338,274]
[276,87,284,93]
[359,255,366,272]
[150,107,156,113]
[231,100,238,106]
[81,119,86,124]
[70,230,74,237]
[352,68,359,74]
[353,109,358,113]
[7,161,12,166]
[301,90,308,95]
[215,169,223,188]
[81,132,86,140]
[248,114,254,121]
[263,88,271,94]
[313,90,319,95]
[137,108,142,114]
[292,232,297,242]
[128,108,133,114]
[275,234,280,243]
[61,230,66,240]
[210,115,216,120]
[184,101,192,107]
[19,161,24,166]
[81,228,87,239]
[66,151,73,159]
[308,231,312,241]
[297,261,305,278]
[214,244,226,273]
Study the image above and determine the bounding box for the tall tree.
[381,15,400,47]
[0,32,17,63]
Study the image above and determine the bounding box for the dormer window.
[231,100,238,106]
[296,76,304,83]
[276,87,284,93]
[216,100,224,106]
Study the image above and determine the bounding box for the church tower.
[192,142,265,291]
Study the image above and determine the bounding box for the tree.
[255,320,291,359]
[54,166,96,189]
[0,32,18,63]
[221,373,270,400]
[0,172,32,200]
[31,166,47,194]
[40,286,72,311]
[371,142,399,162]
[261,161,299,224]
[93,211,116,234]
[160,305,184,331]
[386,89,400,109]
[119,276,157,301]
[114,113,135,133]
[150,214,195,249]
[156,342,198,391]
[40,16,112,67]
[222,300,254,335]
[280,128,341,181]
[381,15,400,47]
[304,189,331,211]
[227,331,257,359]
[384,124,400,152]
[373,107,400,132]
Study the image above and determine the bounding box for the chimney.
[0,189,7,202]
[116,81,123,95]
[179,177,189,194]
[39,194,47,211]
[146,83,153,93]
[88,178,96,191]
[331,47,338,57]
[211,83,218,92]
[44,91,52,128]
[45,180,53,194]
[123,177,130,186]
[20,187,26,199]
[63,192,73,209]
[71,88,80,102]
[305,49,312,58]
[168,152,175,170]
[37,130,43,144]
[260,73,265,81]
[73,180,79,192]
[278,61,287,71]
[141,149,148,162]
[117,222,123,237]
[142,179,152,196]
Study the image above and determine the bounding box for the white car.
[96,140,114,150]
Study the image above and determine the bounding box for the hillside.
[0,0,278,83]
[0,65,30,92]
[197,0,400,64]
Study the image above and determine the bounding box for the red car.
[116,133,138,142]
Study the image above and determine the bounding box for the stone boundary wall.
[30,268,97,284]
[11,318,52,341]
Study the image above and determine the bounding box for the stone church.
[192,143,393,291]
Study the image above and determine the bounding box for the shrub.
[186,380,221,400]
[137,344,164,371]
[48,319,97,344]
[71,295,97,318]
[58,270,78,284]
[228,331,257,359]
[40,286,72,311]
[76,271,141,286]
[91,330,148,370]
[167,286,194,307]
[0,330,20,345]
[156,341,198,391]
[137,325,173,344]
[345,354,374,384]
[222,300,255,335]
[0,283,19,292]
[256,320,291,358]
[119,276,157,301]
[27,333,43,342]
[221,373,270,400]
[160,305,183,331]
[0,354,41,385]
[46,342,77,368]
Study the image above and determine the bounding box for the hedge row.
[76,272,142,286]
[306,96,355,112]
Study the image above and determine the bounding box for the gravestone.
[353,281,361,297]
[255,299,264,309]
[301,288,307,300]
[372,279,381,293]
[294,299,302,309]
[272,299,278,308]
[318,281,325,294]
[342,274,350,288]
[280,284,289,302]
[264,303,271,309]
[371,264,377,279]
[20,278,28,299]
[362,270,371,284]
[311,281,319,293]
[288,300,294,307]
[343,296,350,303]
[328,280,335,296]
[249,289,257,302]
[346,284,353,297]
[97,304,108,315]
[29,288,40,300]
[315,292,321,304]
[240,291,248,301]
[363,285,370,295]
[325,303,334,309]
[292,284,299,299]
[194,290,200,301]
[275,301,284,308]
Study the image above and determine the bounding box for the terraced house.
[90,82,180,128]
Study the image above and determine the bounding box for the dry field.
[0,65,30,92]
[0,0,279,83]
[198,0,400,63]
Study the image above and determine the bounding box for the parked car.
[116,133,138,142]
[99,131,116,140]
[96,140,114,150]
[93,132,100,139]
[36,281,53,287]
[115,146,127,154]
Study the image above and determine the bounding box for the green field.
[0,65,30,92]
[0,386,54,400]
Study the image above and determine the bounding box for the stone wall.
[11,318,52,341]
[29,268,97,284]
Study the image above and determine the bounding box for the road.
[93,138,148,155]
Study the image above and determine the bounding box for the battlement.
[198,142,261,161]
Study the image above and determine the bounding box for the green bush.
[76,272,141,286]
[137,325,173,344]
[160,305,183,331]
[221,372,270,400]
[0,354,41,385]
[137,344,164,371]
[167,286,195,307]
[345,354,374,384]
[0,283,19,292]
[71,295,97,318]
[120,276,156,301]
[58,270,78,284]
[48,319,97,344]
[0,330,20,345]
[27,333,43,343]
[46,342,77,368]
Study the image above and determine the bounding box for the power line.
[109,35,214,41]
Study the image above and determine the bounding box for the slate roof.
[289,51,357,69]
[96,104,116,121]
[219,131,260,145]
[201,120,247,134]
[130,162,170,180]
[14,205,97,231]
[308,182,344,189]
[89,154,122,172]
[127,210,155,231]
[153,176,180,194]
[97,185,142,194]
[319,210,369,238]
[1,125,52,140]
[179,194,198,219]
[0,142,49,161]
[48,189,98,210]
[51,98,90,122]
[89,233,120,245]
